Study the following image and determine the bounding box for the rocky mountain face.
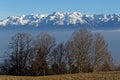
[0,12,120,29]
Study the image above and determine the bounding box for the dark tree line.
[0,29,115,76]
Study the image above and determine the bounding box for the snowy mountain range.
[0,12,120,29]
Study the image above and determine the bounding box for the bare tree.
[72,29,93,72]
[92,33,113,72]
[65,40,76,73]
[31,33,56,76]
[51,42,67,74]
[5,33,33,75]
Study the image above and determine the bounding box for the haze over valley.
[0,12,120,62]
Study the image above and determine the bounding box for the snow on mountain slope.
[0,12,120,28]
[0,14,48,27]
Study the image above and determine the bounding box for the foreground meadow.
[0,71,120,80]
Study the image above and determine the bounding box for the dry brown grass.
[0,71,120,80]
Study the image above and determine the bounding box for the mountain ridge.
[0,12,120,29]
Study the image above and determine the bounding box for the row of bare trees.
[0,29,114,76]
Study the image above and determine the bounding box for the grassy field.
[0,71,120,80]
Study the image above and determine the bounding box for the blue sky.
[0,0,120,19]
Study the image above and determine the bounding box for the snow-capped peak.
[0,12,120,28]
